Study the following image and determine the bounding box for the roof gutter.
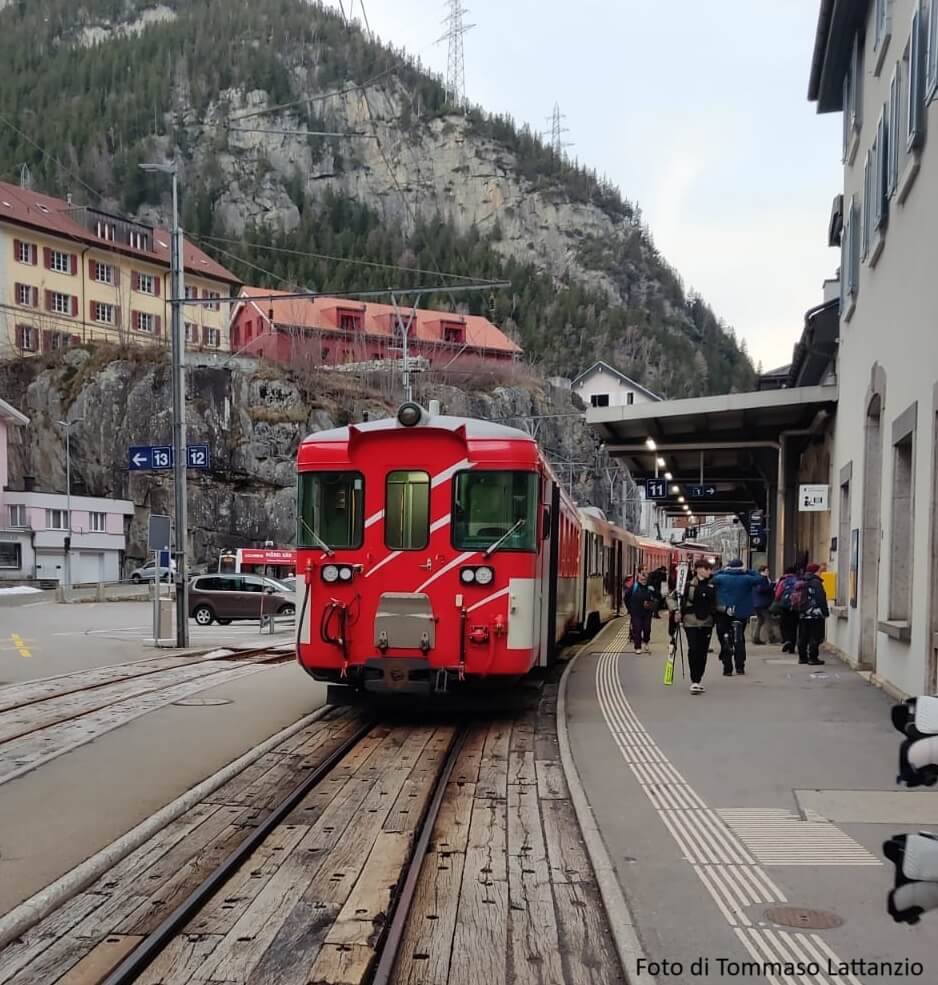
[808,0,835,102]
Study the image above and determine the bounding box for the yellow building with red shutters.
[0,180,240,357]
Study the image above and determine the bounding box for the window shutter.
[43,247,52,270]
[70,254,78,276]
[202,324,210,345]
[89,300,96,320]
[114,266,121,287]
[909,7,925,149]
[115,306,122,329]
[842,73,850,159]
[88,258,96,280]
[13,238,21,260]
[70,335,80,346]
[132,271,140,291]
[42,330,52,352]
[888,68,900,196]
[71,295,78,317]
[154,315,162,336]
[15,325,24,348]
[31,286,38,307]
[45,290,53,312]
[153,276,160,297]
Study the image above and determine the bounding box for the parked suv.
[188,574,295,626]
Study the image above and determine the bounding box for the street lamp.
[56,417,83,590]
[140,160,188,647]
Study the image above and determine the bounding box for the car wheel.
[216,618,232,625]
[193,605,215,626]
[279,604,295,616]
[131,574,141,584]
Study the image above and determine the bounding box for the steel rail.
[99,715,376,985]
[371,725,470,985]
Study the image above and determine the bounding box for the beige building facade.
[811,0,938,696]
[0,181,239,357]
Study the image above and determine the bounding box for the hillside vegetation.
[0,0,756,397]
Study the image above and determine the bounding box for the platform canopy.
[587,384,839,521]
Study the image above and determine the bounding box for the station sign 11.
[129,444,210,471]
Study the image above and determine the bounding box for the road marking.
[594,645,867,984]
[9,634,31,658]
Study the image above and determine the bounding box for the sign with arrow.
[129,444,211,471]
[687,484,717,497]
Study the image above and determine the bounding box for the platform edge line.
[557,640,656,985]
[0,702,334,950]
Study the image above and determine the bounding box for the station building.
[0,180,240,358]
[0,398,134,585]
[587,0,938,699]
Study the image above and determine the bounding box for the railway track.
[0,645,294,787]
[93,720,469,985]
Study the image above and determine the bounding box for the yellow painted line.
[10,634,31,658]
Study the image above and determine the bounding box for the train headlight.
[321,564,339,583]
[474,565,494,586]
[460,567,476,584]
[338,565,354,582]
[397,402,424,427]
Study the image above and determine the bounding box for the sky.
[330,0,843,372]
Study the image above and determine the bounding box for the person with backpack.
[794,562,829,665]
[751,565,778,645]
[774,566,800,653]
[667,558,718,694]
[627,569,658,655]
[712,559,763,675]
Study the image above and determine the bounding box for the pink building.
[0,399,134,584]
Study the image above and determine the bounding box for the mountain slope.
[0,0,756,397]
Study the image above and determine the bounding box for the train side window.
[297,471,364,549]
[386,470,430,550]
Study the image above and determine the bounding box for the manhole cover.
[172,697,233,707]
[765,906,844,930]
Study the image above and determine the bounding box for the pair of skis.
[663,624,685,686]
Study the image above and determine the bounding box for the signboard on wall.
[849,529,859,608]
[798,484,830,512]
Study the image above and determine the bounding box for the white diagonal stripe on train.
[365,550,401,578]
[416,551,476,593]
[467,586,511,613]
[431,458,473,486]
[429,513,452,533]
[364,509,385,528]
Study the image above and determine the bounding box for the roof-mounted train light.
[397,402,425,427]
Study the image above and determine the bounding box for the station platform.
[564,617,935,985]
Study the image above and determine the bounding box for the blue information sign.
[129,444,210,471]
[645,478,667,499]
[687,484,717,497]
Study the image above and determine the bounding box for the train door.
[533,475,552,666]
[540,482,561,665]
[615,540,623,613]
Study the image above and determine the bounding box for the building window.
[889,430,915,622]
[46,509,69,530]
[204,290,221,311]
[8,505,27,527]
[128,230,149,251]
[927,0,938,101]
[185,285,198,300]
[861,150,872,260]
[627,392,635,406]
[49,291,74,316]
[888,65,901,197]
[386,471,430,550]
[89,511,106,533]
[15,240,36,264]
[47,331,71,352]
[205,327,221,347]
[837,475,851,607]
[842,196,860,303]
[0,543,21,569]
[134,272,156,295]
[15,283,38,307]
[442,324,465,344]
[185,322,199,344]
[874,0,892,70]
[907,8,926,150]
[96,220,115,241]
[93,302,114,324]
[843,33,864,160]
[338,310,362,331]
[50,250,73,274]
[15,325,38,352]
[873,109,889,231]
[134,312,155,334]
[94,261,114,284]
[591,393,610,408]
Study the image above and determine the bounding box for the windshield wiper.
[300,517,335,557]
[483,518,525,557]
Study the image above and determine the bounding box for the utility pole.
[439,0,474,108]
[57,417,82,590]
[140,161,188,647]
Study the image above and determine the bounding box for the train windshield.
[453,471,538,552]
[297,471,364,549]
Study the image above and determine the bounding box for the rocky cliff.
[0,350,633,569]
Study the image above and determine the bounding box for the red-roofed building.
[229,287,522,370]
[0,180,240,358]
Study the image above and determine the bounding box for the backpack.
[778,575,797,609]
[790,577,813,614]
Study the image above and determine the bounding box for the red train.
[294,403,717,694]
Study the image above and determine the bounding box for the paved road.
[566,618,933,984]
[0,596,295,684]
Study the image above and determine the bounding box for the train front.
[295,404,549,695]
